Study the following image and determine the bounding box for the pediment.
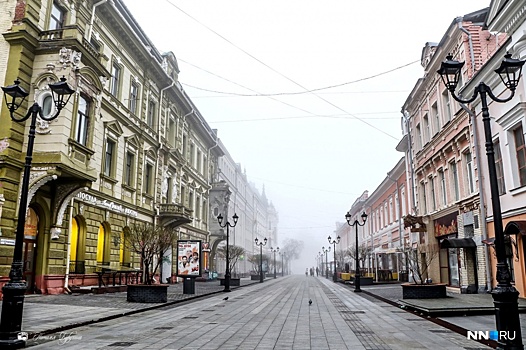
[104,120,123,136]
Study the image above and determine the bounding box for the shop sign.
[0,239,15,246]
[76,192,138,217]
[434,212,458,237]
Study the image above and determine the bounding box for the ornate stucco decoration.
[59,47,82,71]
[50,185,89,240]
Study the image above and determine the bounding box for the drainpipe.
[86,0,108,42]
[460,103,491,292]
[63,199,74,293]
[458,21,476,73]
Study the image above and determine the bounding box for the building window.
[147,100,156,128]
[513,125,526,187]
[42,95,53,118]
[75,95,90,146]
[494,139,506,195]
[464,151,475,194]
[196,150,202,173]
[439,169,447,206]
[415,124,422,150]
[129,82,139,115]
[442,89,452,123]
[430,176,436,211]
[182,134,187,156]
[144,163,153,194]
[110,62,121,97]
[420,181,427,214]
[168,117,176,146]
[103,139,115,177]
[124,151,135,186]
[450,161,460,201]
[423,115,430,144]
[49,2,65,30]
[190,144,195,166]
[432,102,440,134]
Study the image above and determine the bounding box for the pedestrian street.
[27,275,490,349]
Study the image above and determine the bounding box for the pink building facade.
[400,8,505,293]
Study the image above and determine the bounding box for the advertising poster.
[176,240,201,277]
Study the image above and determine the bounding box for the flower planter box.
[401,283,447,299]
[127,284,168,303]
[219,278,240,286]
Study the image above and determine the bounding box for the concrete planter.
[402,283,447,299]
[251,274,264,280]
[219,278,240,286]
[127,284,168,303]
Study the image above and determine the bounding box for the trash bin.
[399,270,408,282]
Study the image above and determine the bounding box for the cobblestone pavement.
[354,283,526,338]
[25,275,491,350]
[7,279,258,335]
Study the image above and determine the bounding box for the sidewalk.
[2,278,260,337]
[346,281,526,338]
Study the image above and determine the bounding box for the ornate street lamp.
[322,246,331,279]
[345,211,368,292]
[328,235,341,282]
[0,77,74,348]
[270,247,279,278]
[217,213,238,292]
[438,53,525,350]
[255,237,267,283]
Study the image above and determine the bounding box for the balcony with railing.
[158,203,192,227]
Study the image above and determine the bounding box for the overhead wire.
[179,59,418,97]
[163,0,403,140]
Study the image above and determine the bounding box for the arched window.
[69,216,86,274]
[97,223,110,265]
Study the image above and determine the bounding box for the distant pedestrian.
[316,267,319,276]
[305,268,308,276]
[309,268,313,276]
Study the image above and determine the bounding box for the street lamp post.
[322,246,331,279]
[255,237,267,283]
[217,213,239,292]
[345,211,368,293]
[0,77,74,348]
[438,53,525,350]
[270,247,279,278]
[279,252,284,276]
[328,235,341,282]
[318,252,323,276]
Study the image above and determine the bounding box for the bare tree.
[345,244,372,266]
[123,222,178,285]
[248,253,270,274]
[404,244,439,285]
[216,245,245,275]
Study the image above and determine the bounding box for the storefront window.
[448,248,459,287]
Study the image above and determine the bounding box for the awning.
[504,221,526,235]
[440,237,476,248]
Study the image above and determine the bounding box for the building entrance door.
[23,207,39,293]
